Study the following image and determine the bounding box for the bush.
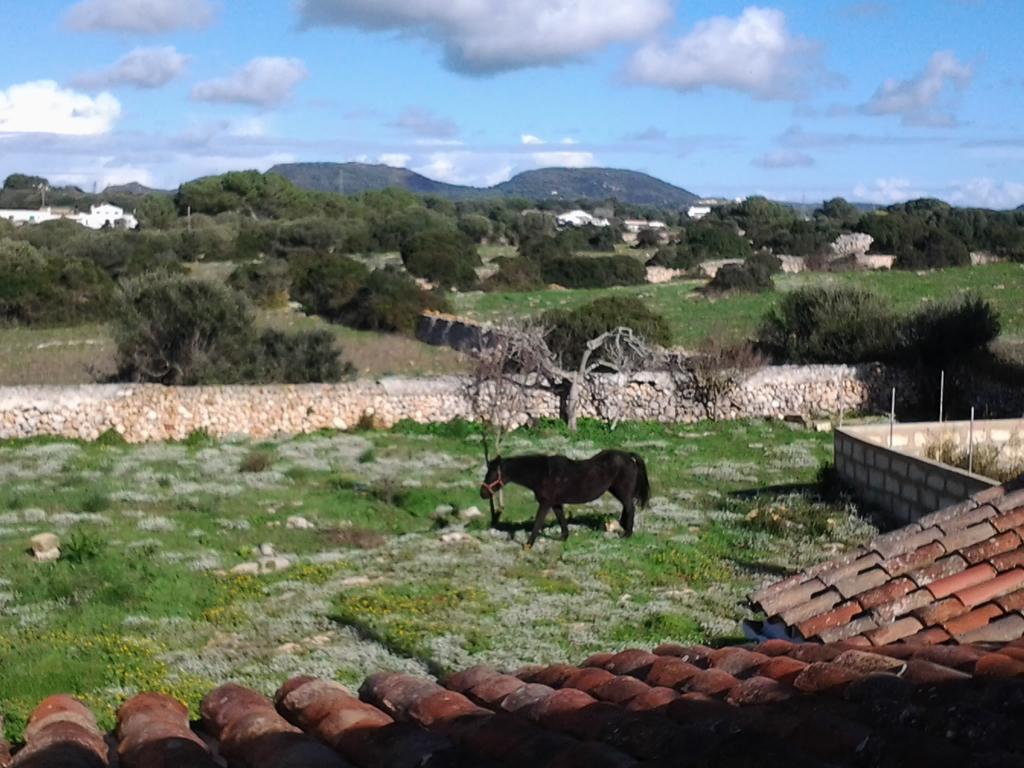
[0,239,116,326]
[544,296,671,368]
[228,259,291,308]
[646,244,702,271]
[684,222,752,260]
[113,273,348,384]
[457,214,492,243]
[706,263,773,294]
[482,258,544,292]
[746,249,783,276]
[897,228,971,270]
[899,296,1000,367]
[340,267,450,335]
[541,255,646,289]
[400,228,481,290]
[757,287,897,363]
[289,253,369,320]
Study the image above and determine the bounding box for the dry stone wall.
[0,365,912,444]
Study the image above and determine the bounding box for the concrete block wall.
[835,425,999,526]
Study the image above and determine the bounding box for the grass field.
[454,263,1024,348]
[0,419,874,741]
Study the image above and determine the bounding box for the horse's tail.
[631,453,650,509]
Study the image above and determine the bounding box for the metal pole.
[939,370,945,424]
[889,388,896,448]
[968,407,975,474]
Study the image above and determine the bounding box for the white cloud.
[862,51,973,126]
[378,153,412,167]
[521,134,545,145]
[390,108,458,138]
[66,0,214,34]
[753,150,815,168]
[947,178,1024,210]
[0,81,121,136]
[73,47,188,90]
[560,137,578,145]
[853,177,927,203]
[627,7,827,100]
[297,0,672,73]
[191,58,309,107]
[530,151,594,168]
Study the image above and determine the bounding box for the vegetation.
[227,259,291,308]
[544,296,671,368]
[400,228,481,290]
[706,262,774,294]
[541,255,646,289]
[340,267,450,335]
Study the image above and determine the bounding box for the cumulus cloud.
[521,134,545,145]
[947,178,1024,210]
[66,0,214,33]
[73,47,188,90]
[378,153,412,167]
[530,151,594,168]
[191,58,309,107]
[0,81,121,135]
[852,177,928,203]
[390,108,458,139]
[862,51,974,126]
[297,0,672,73]
[627,7,828,100]
[753,150,815,168]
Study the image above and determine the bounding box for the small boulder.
[258,557,292,574]
[440,531,473,545]
[30,532,60,562]
[258,543,276,557]
[286,516,315,530]
[432,504,456,523]
[230,562,261,576]
[605,520,623,535]
[459,506,483,522]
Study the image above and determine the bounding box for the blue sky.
[1,0,1022,207]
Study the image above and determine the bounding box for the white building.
[686,206,712,220]
[72,204,139,230]
[556,209,610,228]
[0,207,60,226]
[622,219,668,233]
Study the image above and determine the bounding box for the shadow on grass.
[489,511,612,541]
[326,612,448,680]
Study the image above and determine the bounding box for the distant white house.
[686,206,712,220]
[556,209,610,228]
[0,203,138,230]
[622,219,668,233]
[0,207,60,226]
[72,204,139,230]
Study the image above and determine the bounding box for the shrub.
[289,253,369,321]
[706,263,773,294]
[255,329,352,382]
[685,222,752,260]
[400,228,481,290]
[757,286,897,363]
[340,267,450,335]
[61,528,106,565]
[239,448,275,473]
[899,296,1000,367]
[636,228,662,247]
[896,228,971,269]
[541,255,646,289]
[0,239,116,326]
[457,214,492,243]
[646,244,702,271]
[228,259,291,308]
[746,249,783,276]
[544,296,671,368]
[482,258,544,292]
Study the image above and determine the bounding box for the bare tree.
[565,327,652,432]
[684,337,766,421]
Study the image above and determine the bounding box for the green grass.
[453,263,1024,347]
[0,418,875,742]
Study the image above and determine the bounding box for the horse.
[480,450,650,547]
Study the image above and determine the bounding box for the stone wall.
[0,365,910,444]
[835,424,1000,526]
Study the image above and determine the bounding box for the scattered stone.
[605,520,623,534]
[30,532,60,562]
[432,504,456,522]
[815,421,833,433]
[259,557,292,574]
[459,506,483,522]
[286,516,315,530]
[440,531,473,545]
[230,562,260,576]
[21,508,47,523]
[276,643,303,656]
[258,543,276,557]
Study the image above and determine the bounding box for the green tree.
[544,296,671,368]
[400,229,481,290]
[3,174,47,190]
[289,253,369,320]
[340,267,449,335]
[137,194,177,229]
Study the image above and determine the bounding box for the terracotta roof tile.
[991,506,1024,532]
[682,669,739,697]
[943,604,1005,638]
[833,568,889,600]
[777,588,842,624]
[726,676,794,706]
[917,498,980,529]
[870,525,943,560]
[857,577,916,610]
[957,613,1024,644]
[993,487,1024,513]
[816,552,884,587]
[707,647,770,677]
[465,674,528,707]
[935,521,998,553]
[902,627,952,645]
[650,644,713,667]
[796,600,863,640]
[756,578,827,617]
[624,687,679,712]
[792,662,860,693]
[908,554,968,588]
[926,563,997,599]
[562,667,617,695]
[522,664,578,688]
[900,658,971,685]
[991,548,1024,571]
[643,657,701,689]
[954,568,1024,606]
[867,616,923,645]
[756,656,809,684]
[936,503,998,533]
[912,596,968,627]
[996,587,1024,613]
[973,651,1024,677]
[961,530,1022,564]
[602,650,660,678]
[868,587,934,625]
[877,540,945,578]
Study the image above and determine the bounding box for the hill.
[103,182,171,197]
[494,167,699,207]
[268,162,485,200]
[268,162,701,207]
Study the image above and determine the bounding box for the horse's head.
[480,457,504,499]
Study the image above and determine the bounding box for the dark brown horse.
[480,450,650,547]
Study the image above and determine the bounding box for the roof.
[5,640,1024,767]
[751,477,1024,646]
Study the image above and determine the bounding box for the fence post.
[968,407,976,474]
[939,370,945,423]
[889,388,896,448]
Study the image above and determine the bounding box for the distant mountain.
[269,162,485,200]
[494,168,699,208]
[269,162,701,207]
[103,182,170,197]
[1018,204,1024,211]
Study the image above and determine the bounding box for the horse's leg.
[609,482,635,537]
[553,505,569,540]
[527,505,551,548]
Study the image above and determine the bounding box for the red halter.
[481,468,505,496]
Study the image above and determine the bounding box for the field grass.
[454,263,1024,348]
[0,418,876,741]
